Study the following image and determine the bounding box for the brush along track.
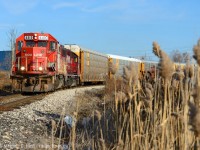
[0,94,46,112]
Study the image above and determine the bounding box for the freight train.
[10,32,159,92]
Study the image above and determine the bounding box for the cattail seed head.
[193,39,200,66]
[95,110,102,121]
[189,65,194,78]
[152,41,174,81]
[188,101,200,137]
[153,41,161,58]
[159,52,174,80]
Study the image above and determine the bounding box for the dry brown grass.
[51,41,200,149]
[0,71,12,92]
[188,102,200,137]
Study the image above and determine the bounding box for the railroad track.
[0,94,27,104]
[0,94,46,112]
[0,84,103,113]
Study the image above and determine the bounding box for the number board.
[24,36,33,40]
[38,36,48,40]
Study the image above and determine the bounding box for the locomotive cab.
[13,33,58,75]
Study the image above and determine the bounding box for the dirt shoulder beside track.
[0,71,12,97]
[0,85,104,150]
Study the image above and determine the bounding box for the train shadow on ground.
[0,90,13,96]
[0,85,13,96]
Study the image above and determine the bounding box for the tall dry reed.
[51,41,200,150]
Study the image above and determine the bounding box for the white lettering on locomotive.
[34,54,43,57]
[25,54,32,56]
[24,36,33,40]
[38,36,48,40]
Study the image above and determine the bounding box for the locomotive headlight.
[38,66,43,71]
[20,66,25,71]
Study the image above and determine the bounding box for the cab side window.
[17,41,23,51]
[50,41,56,51]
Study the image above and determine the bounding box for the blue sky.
[0,0,200,60]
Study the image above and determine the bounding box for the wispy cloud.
[0,0,39,15]
[52,2,81,10]
[115,7,186,23]
[0,23,25,30]
[94,0,186,22]
[52,0,130,12]
[81,1,129,13]
[52,0,186,22]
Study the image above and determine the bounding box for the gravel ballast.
[0,86,104,149]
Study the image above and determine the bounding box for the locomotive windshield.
[38,41,47,47]
[26,41,48,47]
[26,41,35,47]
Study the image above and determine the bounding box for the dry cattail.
[146,83,154,93]
[152,41,174,80]
[184,63,194,79]
[145,87,153,101]
[176,71,185,81]
[188,101,200,137]
[192,84,200,106]
[129,63,139,85]
[152,41,161,58]
[193,39,200,66]
[159,52,174,80]
[189,65,194,78]
[123,66,131,81]
[51,119,56,129]
[142,87,153,109]
[116,91,127,104]
[123,63,138,86]
[73,112,78,117]
[171,78,179,90]
[95,110,102,121]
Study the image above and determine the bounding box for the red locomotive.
[10,33,80,92]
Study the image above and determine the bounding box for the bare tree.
[183,52,191,63]
[171,50,183,63]
[7,27,17,72]
[171,49,191,63]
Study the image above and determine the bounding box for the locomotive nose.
[20,47,47,73]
